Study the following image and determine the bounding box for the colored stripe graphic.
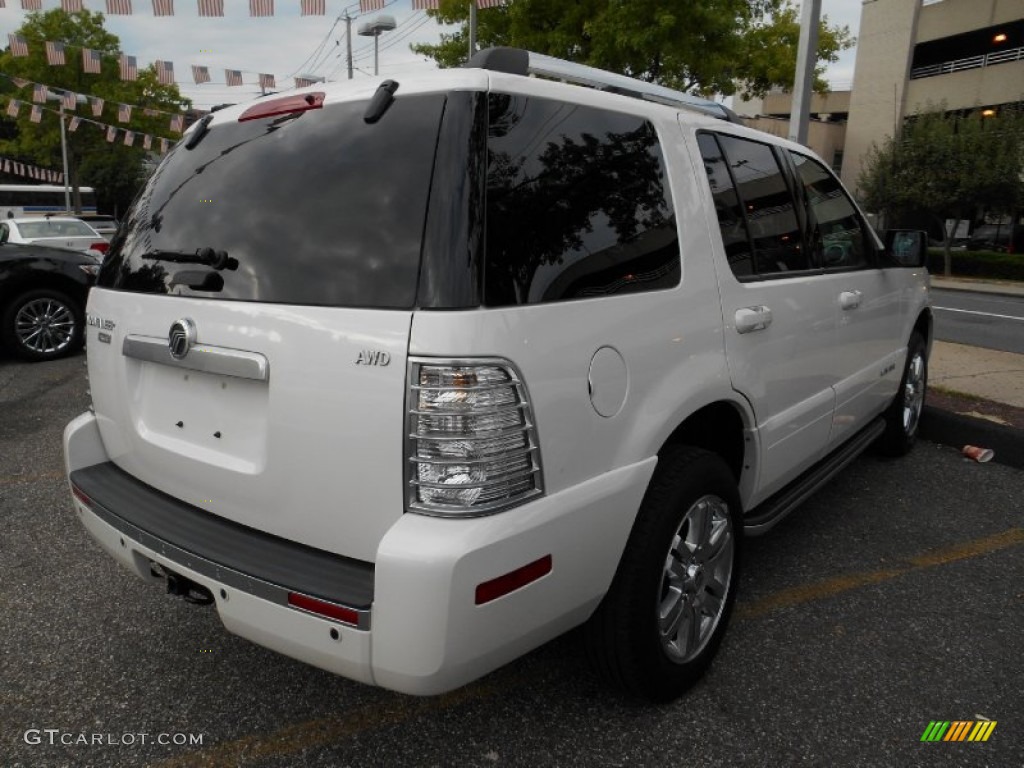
[920,720,996,742]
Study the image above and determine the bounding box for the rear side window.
[99,94,446,308]
[484,94,679,306]
[703,133,809,277]
[697,133,754,277]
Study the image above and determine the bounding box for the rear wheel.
[586,447,742,702]
[876,332,927,456]
[1,288,84,362]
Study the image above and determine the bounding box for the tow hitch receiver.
[152,562,215,606]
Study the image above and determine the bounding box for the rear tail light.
[90,241,109,253]
[407,359,543,517]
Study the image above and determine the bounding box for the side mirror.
[883,229,927,268]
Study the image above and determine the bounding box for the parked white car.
[1,216,109,258]
[64,48,931,702]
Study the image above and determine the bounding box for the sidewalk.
[929,341,1024,410]
[930,275,1024,297]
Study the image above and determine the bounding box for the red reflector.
[475,555,552,605]
[287,592,360,626]
[91,241,109,253]
[71,484,92,508]
[239,92,325,122]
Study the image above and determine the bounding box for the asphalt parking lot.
[2,351,1021,768]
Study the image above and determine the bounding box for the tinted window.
[697,133,754,277]
[790,152,867,269]
[716,135,808,275]
[99,94,446,308]
[484,94,679,305]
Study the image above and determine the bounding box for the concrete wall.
[916,0,1022,42]
[906,59,1024,113]
[842,0,921,194]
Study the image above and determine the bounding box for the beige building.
[842,0,1024,194]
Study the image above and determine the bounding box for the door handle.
[839,290,862,310]
[735,306,772,334]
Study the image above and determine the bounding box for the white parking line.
[933,306,1024,322]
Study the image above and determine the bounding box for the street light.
[357,15,396,76]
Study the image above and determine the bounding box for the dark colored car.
[0,240,98,361]
[966,223,1022,253]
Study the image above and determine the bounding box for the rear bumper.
[64,411,655,695]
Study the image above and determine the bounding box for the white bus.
[0,184,98,219]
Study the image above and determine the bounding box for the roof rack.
[466,47,741,124]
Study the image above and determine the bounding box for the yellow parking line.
[155,527,1023,766]
[735,527,1023,620]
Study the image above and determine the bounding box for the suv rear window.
[99,94,446,308]
[484,94,679,306]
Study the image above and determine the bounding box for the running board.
[743,418,886,536]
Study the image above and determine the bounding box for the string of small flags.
[0,154,65,183]
[9,32,292,91]
[4,95,174,153]
[0,1,509,17]
[3,73,186,133]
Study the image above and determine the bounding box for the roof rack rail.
[466,47,741,124]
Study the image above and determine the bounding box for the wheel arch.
[658,399,753,494]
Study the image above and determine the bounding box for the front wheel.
[876,332,927,456]
[586,447,742,702]
[1,288,85,362]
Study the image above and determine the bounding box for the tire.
[586,447,742,702]
[1,288,85,362]
[876,332,927,456]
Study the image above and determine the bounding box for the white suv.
[64,48,930,702]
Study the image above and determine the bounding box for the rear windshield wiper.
[141,247,238,270]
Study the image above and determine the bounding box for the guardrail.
[910,46,1024,79]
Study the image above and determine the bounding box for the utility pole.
[58,100,71,212]
[788,0,821,146]
[468,1,477,60]
[345,13,353,80]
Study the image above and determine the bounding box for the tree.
[412,0,853,98]
[0,9,190,214]
[858,104,1024,275]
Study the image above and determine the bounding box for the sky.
[0,0,867,111]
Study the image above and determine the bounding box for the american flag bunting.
[124,131,135,147]
[107,126,117,142]
[12,77,30,88]
[62,91,76,110]
[294,77,316,88]
[69,116,81,131]
[197,0,223,16]
[300,0,325,15]
[46,41,66,66]
[160,138,169,154]
[192,65,211,84]
[118,103,132,122]
[170,114,184,132]
[143,134,152,150]
[90,96,104,116]
[9,34,29,57]
[477,0,504,7]
[21,0,42,10]
[250,0,272,16]
[259,73,275,90]
[61,0,84,11]
[359,0,385,11]
[6,100,20,118]
[152,0,174,15]
[106,0,132,13]
[225,69,243,86]
[156,60,175,85]
[82,48,103,73]
[120,55,138,81]
[412,0,440,9]
[33,84,48,103]
[30,105,42,123]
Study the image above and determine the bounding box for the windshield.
[19,220,96,238]
[99,93,447,308]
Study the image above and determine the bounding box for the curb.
[920,405,1024,470]
[929,280,1024,300]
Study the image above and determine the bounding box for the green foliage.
[0,9,190,214]
[926,249,1024,282]
[859,104,1024,275]
[413,0,853,97]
